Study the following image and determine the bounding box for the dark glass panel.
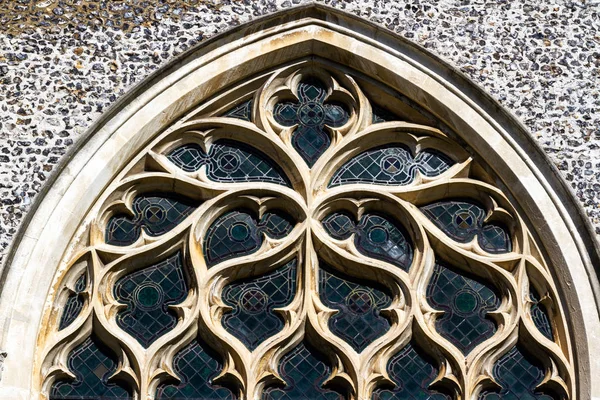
[168,143,207,172]
[156,336,235,399]
[273,77,349,167]
[372,341,450,400]
[426,263,500,354]
[59,272,87,330]
[105,194,196,246]
[479,346,555,400]
[262,342,345,400]
[167,141,290,187]
[50,336,131,399]
[420,200,511,254]
[204,210,294,267]
[356,214,413,272]
[222,99,253,121]
[329,146,453,187]
[371,104,399,124]
[208,141,290,186]
[529,286,554,341]
[114,252,188,348]
[322,212,413,271]
[222,260,297,350]
[319,263,392,352]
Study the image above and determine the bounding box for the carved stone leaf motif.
[41,66,573,400]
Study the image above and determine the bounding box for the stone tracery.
[39,65,573,400]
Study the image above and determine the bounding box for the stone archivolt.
[38,64,573,400]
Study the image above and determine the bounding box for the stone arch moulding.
[1,4,599,400]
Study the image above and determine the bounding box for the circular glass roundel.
[453,210,477,230]
[240,289,268,314]
[135,283,164,311]
[218,153,241,172]
[454,290,478,315]
[144,205,167,224]
[230,222,251,242]
[368,226,389,244]
[298,102,326,126]
[381,155,405,176]
[346,289,374,314]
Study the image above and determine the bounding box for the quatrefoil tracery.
[41,66,573,400]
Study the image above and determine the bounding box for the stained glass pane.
[222,260,297,350]
[478,346,555,400]
[106,194,196,246]
[156,336,235,399]
[167,140,290,187]
[426,263,500,354]
[114,252,188,348]
[222,99,253,121]
[420,200,512,254]
[322,212,413,271]
[59,272,87,330]
[329,146,453,187]
[273,77,349,167]
[263,341,346,400]
[529,286,554,341]
[372,341,450,400]
[204,210,294,267]
[319,263,392,352]
[50,336,131,399]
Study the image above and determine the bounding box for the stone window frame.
[0,5,598,400]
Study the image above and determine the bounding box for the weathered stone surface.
[1,0,599,266]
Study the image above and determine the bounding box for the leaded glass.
[420,200,512,253]
[478,345,555,400]
[167,140,291,186]
[114,252,188,347]
[106,194,196,246]
[223,99,253,121]
[263,342,346,400]
[329,146,453,187]
[319,263,392,352]
[43,66,573,400]
[204,210,294,267]
[426,263,500,354]
[222,260,297,350]
[529,286,554,341]
[50,336,131,399]
[372,341,450,400]
[59,272,87,330]
[273,77,350,166]
[322,212,413,271]
[156,336,235,399]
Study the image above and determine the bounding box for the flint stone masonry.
[0,0,599,267]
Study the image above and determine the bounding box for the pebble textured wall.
[0,0,599,267]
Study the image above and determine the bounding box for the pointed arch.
[0,4,598,399]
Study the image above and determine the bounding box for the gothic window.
[39,65,573,400]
